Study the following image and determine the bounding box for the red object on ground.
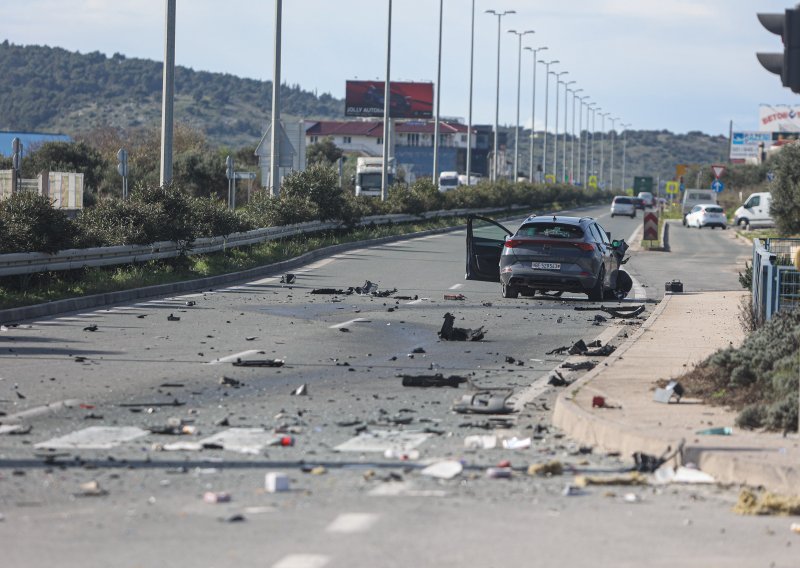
[280,436,294,447]
[592,396,606,408]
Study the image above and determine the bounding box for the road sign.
[665,181,680,195]
[711,179,724,193]
[643,212,658,241]
[676,164,688,177]
[711,165,726,179]
[633,176,653,193]
[767,171,776,182]
[588,175,598,189]
[234,171,257,180]
[545,174,555,184]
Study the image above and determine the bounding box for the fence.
[752,238,800,321]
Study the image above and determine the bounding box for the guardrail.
[0,207,503,277]
[752,237,800,321]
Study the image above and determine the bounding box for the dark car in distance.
[466,214,630,301]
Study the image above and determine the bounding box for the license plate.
[532,262,561,270]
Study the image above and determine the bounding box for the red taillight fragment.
[574,242,595,252]
[504,239,526,248]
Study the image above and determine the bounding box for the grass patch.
[0,214,500,310]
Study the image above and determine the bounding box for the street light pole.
[621,123,631,194]
[432,0,444,184]
[524,46,547,183]
[539,60,558,181]
[381,0,392,201]
[160,0,176,187]
[570,88,582,185]
[562,80,575,184]
[598,111,608,190]
[609,116,618,193]
[552,70,568,181]
[466,0,475,186]
[486,9,516,182]
[508,29,534,183]
[575,94,587,186]
[589,105,599,186]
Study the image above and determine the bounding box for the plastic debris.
[665,280,684,293]
[76,480,108,497]
[383,448,420,461]
[265,472,290,493]
[290,384,308,396]
[185,300,196,307]
[623,493,642,503]
[568,340,588,355]
[444,293,466,301]
[203,491,232,503]
[83,324,98,332]
[421,460,463,480]
[562,484,585,496]
[486,467,513,479]
[696,426,732,436]
[653,380,684,404]
[232,358,284,367]
[591,396,607,408]
[439,313,485,341]
[280,274,296,284]
[167,314,181,321]
[654,465,715,485]
[546,346,569,355]
[502,437,531,450]
[548,371,570,387]
[401,374,467,388]
[561,361,596,371]
[453,391,513,415]
[219,376,242,388]
[464,435,498,450]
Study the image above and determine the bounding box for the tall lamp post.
[551,70,568,180]
[486,9,516,182]
[576,95,588,186]
[589,105,599,186]
[562,80,575,184]
[620,123,631,194]
[432,0,444,183]
[381,0,393,201]
[598,111,609,190]
[608,116,618,192]
[160,0,176,187]
[466,0,476,185]
[508,29,534,182]
[569,88,583,185]
[539,59,558,180]
[524,46,547,183]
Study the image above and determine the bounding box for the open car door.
[466,215,514,282]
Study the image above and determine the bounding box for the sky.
[3,0,799,136]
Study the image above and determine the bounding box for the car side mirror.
[606,231,611,241]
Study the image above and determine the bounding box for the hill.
[0,41,343,147]
[0,41,729,185]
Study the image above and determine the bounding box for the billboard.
[759,104,800,132]
[730,131,772,161]
[345,81,434,119]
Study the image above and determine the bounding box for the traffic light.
[757,8,800,93]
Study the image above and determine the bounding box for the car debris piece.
[696,426,732,435]
[653,380,684,404]
[167,314,181,321]
[203,491,232,503]
[453,391,513,415]
[356,280,379,295]
[443,293,466,301]
[393,295,418,301]
[548,372,570,387]
[185,300,197,307]
[401,374,467,388]
[591,396,607,408]
[0,424,32,435]
[120,399,185,408]
[568,339,588,355]
[561,361,596,371]
[280,274,296,284]
[219,376,242,388]
[438,312,485,341]
[654,465,716,485]
[585,344,616,356]
[486,467,513,479]
[421,460,463,480]
[527,461,564,476]
[83,324,98,332]
[76,480,108,497]
[464,435,498,449]
[502,437,531,450]
[665,280,684,293]
[311,288,352,295]
[546,346,569,355]
[232,358,284,367]
[593,314,607,324]
[290,384,308,396]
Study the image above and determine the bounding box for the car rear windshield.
[517,223,584,239]
[613,197,632,204]
[706,206,724,213]
[691,193,713,201]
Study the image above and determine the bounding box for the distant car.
[637,192,655,208]
[681,189,717,224]
[631,196,646,210]
[733,192,774,229]
[610,196,636,218]
[465,214,632,301]
[685,204,727,229]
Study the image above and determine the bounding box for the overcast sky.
[4,0,799,135]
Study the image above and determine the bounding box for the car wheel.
[682,216,687,226]
[631,212,636,218]
[587,267,605,302]
[722,225,727,230]
[610,213,615,218]
[501,283,518,299]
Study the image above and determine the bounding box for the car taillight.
[574,242,595,252]
[504,239,527,248]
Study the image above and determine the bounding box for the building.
[255,119,307,190]
[0,131,71,157]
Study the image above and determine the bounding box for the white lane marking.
[626,223,643,245]
[329,317,370,329]
[335,430,432,452]
[35,427,149,450]
[448,283,464,290]
[207,349,263,365]
[272,555,330,568]
[325,513,380,534]
[630,273,647,301]
[405,298,429,305]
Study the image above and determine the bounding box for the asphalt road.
[1,204,792,568]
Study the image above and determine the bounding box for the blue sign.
[767,171,775,182]
[711,179,724,193]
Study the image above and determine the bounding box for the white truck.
[355,157,395,197]
[438,171,460,192]
[733,192,774,229]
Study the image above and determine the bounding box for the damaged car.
[465,214,633,300]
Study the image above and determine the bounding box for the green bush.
[770,142,800,235]
[76,198,165,247]
[0,192,76,253]
[191,196,250,238]
[130,182,195,251]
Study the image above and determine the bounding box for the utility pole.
[432,0,443,183]
[381,0,392,200]
[270,0,283,197]
[159,0,176,186]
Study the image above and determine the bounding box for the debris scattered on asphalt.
[83,324,98,332]
[185,300,196,307]
[568,340,588,355]
[0,424,32,435]
[591,396,607,408]
[502,437,531,450]
[464,435,497,449]
[439,313,485,341]
[219,376,242,388]
[527,461,564,476]
[562,484,585,496]
[167,314,181,321]
[633,452,666,473]
[290,384,308,396]
[444,293,466,301]
[76,480,108,497]
[280,274,296,284]
[120,399,185,408]
[453,391,513,415]
[734,489,800,516]
[383,448,420,460]
[401,374,467,388]
[546,346,569,355]
[203,491,232,503]
[232,358,284,367]
[486,467,513,479]
[421,460,463,480]
[653,380,684,404]
[574,472,648,487]
[311,288,350,295]
[561,361,597,371]
[665,280,684,293]
[654,465,716,485]
[548,371,570,387]
[219,514,246,523]
[696,426,732,436]
[593,314,607,324]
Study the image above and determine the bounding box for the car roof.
[521,215,594,225]
[696,203,722,208]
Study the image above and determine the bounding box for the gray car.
[466,214,631,301]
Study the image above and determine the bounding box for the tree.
[306,137,343,166]
[769,142,800,235]
[21,141,106,192]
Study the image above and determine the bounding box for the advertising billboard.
[730,131,772,161]
[345,81,434,119]
[759,104,800,132]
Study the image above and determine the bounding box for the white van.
[681,189,717,224]
[733,192,774,229]
[438,171,460,192]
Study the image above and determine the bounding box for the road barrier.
[752,237,800,321]
[0,208,503,277]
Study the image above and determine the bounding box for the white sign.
[730,131,772,161]
[711,165,726,179]
[759,104,800,132]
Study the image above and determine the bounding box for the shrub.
[769,142,800,235]
[281,164,345,222]
[76,198,165,247]
[0,191,76,253]
[130,182,196,251]
[191,196,250,238]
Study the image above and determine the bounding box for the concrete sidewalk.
[553,290,800,496]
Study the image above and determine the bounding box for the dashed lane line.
[272,555,330,568]
[207,349,263,365]
[329,317,371,329]
[325,513,380,534]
